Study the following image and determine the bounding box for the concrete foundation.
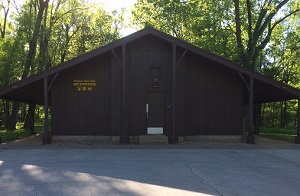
[168,136,179,144]
[52,136,112,144]
[246,135,256,144]
[129,136,139,144]
[182,135,243,143]
[51,135,244,145]
[139,135,169,145]
[111,136,120,144]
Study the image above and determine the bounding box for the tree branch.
[256,0,289,37]
[52,7,88,25]
[271,9,300,30]
[258,8,300,51]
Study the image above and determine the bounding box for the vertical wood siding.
[184,54,243,135]
[126,35,172,136]
[51,35,243,136]
[52,54,111,135]
[110,48,122,135]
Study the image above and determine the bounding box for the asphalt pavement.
[1,137,300,196]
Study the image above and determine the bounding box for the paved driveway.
[1,143,300,196]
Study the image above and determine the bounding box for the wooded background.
[0,0,299,134]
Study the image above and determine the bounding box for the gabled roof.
[0,27,299,105]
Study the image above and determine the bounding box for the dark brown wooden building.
[0,27,300,144]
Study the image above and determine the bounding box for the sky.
[94,0,137,11]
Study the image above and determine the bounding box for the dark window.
[149,67,160,78]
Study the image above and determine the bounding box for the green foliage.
[132,0,239,60]
[260,127,297,142]
[0,0,124,78]
[0,124,43,143]
[260,127,296,135]
[262,101,298,128]
[260,133,296,142]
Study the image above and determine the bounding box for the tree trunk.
[20,104,27,122]
[272,102,276,127]
[9,102,19,130]
[22,0,50,79]
[24,104,36,135]
[283,100,287,128]
[3,100,10,128]
[0,1,9,39]
[279,101,288,128]
[294,110,298,128]
[233,0,246,67]
[261,103,265,126]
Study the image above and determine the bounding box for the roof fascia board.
[147,28,300,97]
[0,28,153,97]
[0,27,299,98]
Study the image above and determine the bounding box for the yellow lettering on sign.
[73,79,96,91]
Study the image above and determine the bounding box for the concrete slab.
[1,134,300,150]
[1,140,300,195]
[139,135,169,145]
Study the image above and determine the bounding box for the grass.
[259,127,297,142]
[0,124,43,143]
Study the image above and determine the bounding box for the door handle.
[146,104,149,119]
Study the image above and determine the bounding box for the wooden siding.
[51,54,111,135]
[126,35,172,136]
[110,48,122,135]
[183,54,243,135]
[51,35,243,136]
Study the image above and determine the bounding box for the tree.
[233,0,300,70]
[132,0,241,60]
[260,15,300,129]
[233,0,300,133]
[8,0,50,130]
[0,0,11,127]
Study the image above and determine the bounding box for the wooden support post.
[247,76,255,144]
[48,72,59,92]
[43,76,51,144]
[120,44,129,143]
[176,49,187,69]
[112,49,122,68]
[169,44,178,144]
[295,97,300,144]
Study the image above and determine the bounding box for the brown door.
[146,92,164,134]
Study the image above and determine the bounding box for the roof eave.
[0,27,299,101]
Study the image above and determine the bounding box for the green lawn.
[259,127,297,142]
[0,124,43,143]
